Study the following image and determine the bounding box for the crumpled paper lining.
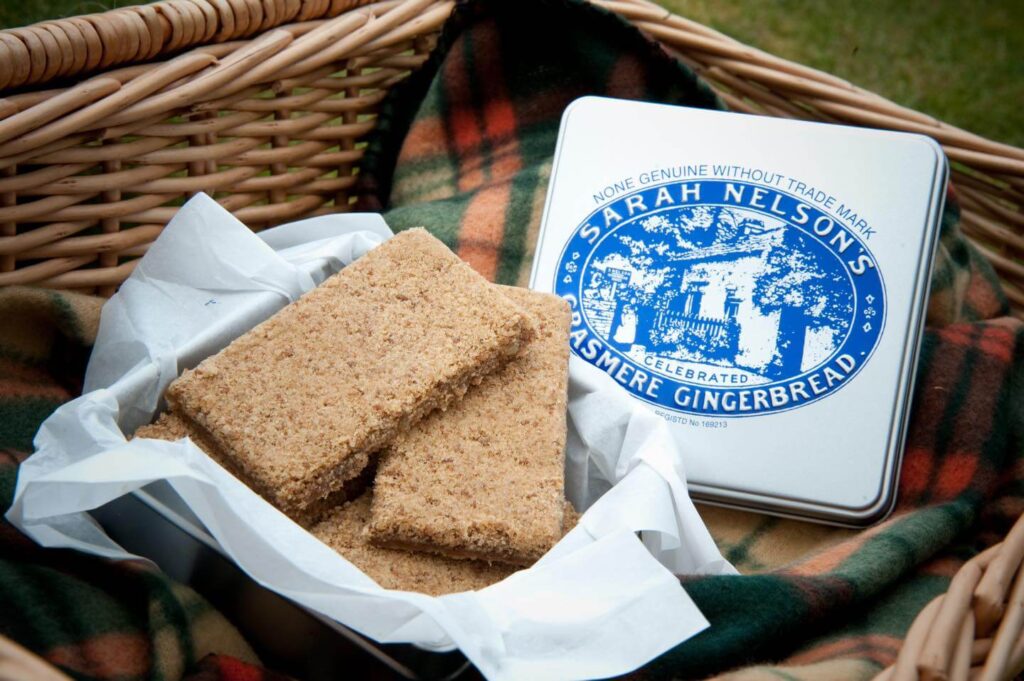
[7,193,734,681]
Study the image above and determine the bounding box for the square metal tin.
[530,97,947,525]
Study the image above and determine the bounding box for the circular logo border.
[554,178,887,418]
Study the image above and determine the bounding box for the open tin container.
[16,211,471,679]
[531,97,948,526]
[11,195,721,681]
[92,485,473,680]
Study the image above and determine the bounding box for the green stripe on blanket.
[356,1,1023,678]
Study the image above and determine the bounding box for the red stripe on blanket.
[899,447,933,498]
[0,358,58,383]
[442,36,484,192]
[964,268,1009,320]
[458,181,514,280]
[935,322,1015,362]
[934,452,980,500]
[455,20,520,278]
[0,378,72,401]
[896,324,974,507]
[483,97,516,142]
[214,655,263,681]
[975,323,1015,363]
[47,633,150,678]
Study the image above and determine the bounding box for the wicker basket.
[875,510,1024,681]
[0,0,1022,303]
[0,1,1022,679]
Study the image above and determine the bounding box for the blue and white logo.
[555,179,885,417]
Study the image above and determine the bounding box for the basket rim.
[0,0,385,91]
[0,0,1020,314]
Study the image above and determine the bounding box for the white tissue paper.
[7,193,735,681]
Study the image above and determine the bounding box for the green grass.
[1,1,1021,147]
[659,0,1024,148]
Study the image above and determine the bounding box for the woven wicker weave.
[0,2,1022,678]
[874,511,1024,681]
[0,0,1021,303]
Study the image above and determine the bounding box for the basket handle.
[0,0,379,91]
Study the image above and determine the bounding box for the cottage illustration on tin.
[580,204,855,384]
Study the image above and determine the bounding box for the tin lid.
[531,97,947,525]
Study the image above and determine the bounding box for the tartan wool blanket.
[357,0,1024,678]
[0,289,273,681]
[1,1,1021,680]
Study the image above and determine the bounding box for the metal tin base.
[91,485,474,681]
